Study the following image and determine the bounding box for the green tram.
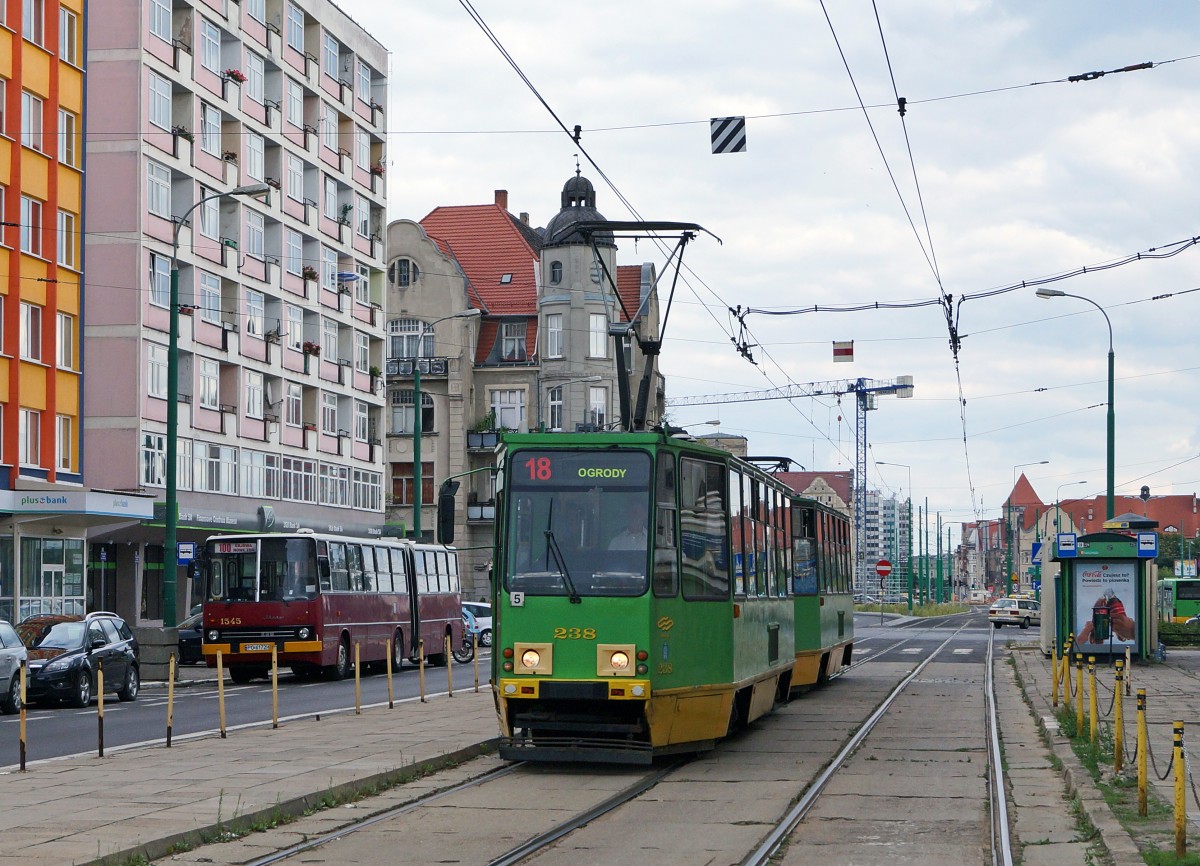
[487,430,852,763]
[789,497,855,687]
[1160,577,1200,622]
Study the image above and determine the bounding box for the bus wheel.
[327,637,351,680]
[229,667,257,684]
[392,631,405,670]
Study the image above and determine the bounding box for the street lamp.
[1036,288,1115,519]
[1054,480,1089,534]
[165,182,270,627]
[412,308,481,539]
[1006,460,1049,597]
[876,461,913,612]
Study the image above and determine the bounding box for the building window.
[241,450,280,499]
[321,393,337,434]
[285,228,303,274]
[58,109,78,167]
[286,153,304,201]
[246,53,265,104]
[490,389,525,431]
[200,19,221,73]
[501,322,526,361]
[147,160,171,218]
[200,103,220,155]
[245,289,264,337]
[149,0,170,41]
[355,126,369,168]
[199,358,219,409]
[321,102,338,151]
[56,415,72,471]
[387,258,419,288]
[141,432,166,487]
[589,386,607,429]
[246,0,265,23]
[59,7,78,62]
[285,382,302,426]
[354,401,368,441]
[286,4,304,51]
[321,246,337,292]
[245,370,264,419]
[21,90,42,151]
[245,132,264,181]
[57,208,76,266]
[355,194,370,238]
[282,455,316,503]
[149,253,170,307]
[390,390,433,434]
[547,386,563,432]
[355,263,371,304]
[148,343,168,398]
[285,78,303,129]
[589,313,607,357]
[355,331,369,372]
[391,462,433,507]
[20,302,41,361]
[56,312,74,369]
[356,60,371,103]
[199,272,221,323]
[321,316,337,358]
[286,305,303,349]
[22,0,43,45]
[195,443,237,494]
[20,196,42,256]
[19,409,39,465]
[198,188,219,239]
[149,72,171,130]
[352,469,382,511]
[546,313,563,358]
[319,463,350,507]
[245,210,265,258]
[323,175,337,219]
[550,260,562,284]
[387,318,432,359]
[322,32,338,78]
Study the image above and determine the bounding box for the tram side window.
[329,543,350,591]
[741,474,757,596]
[654,456,679,597]
[680,458,728,601]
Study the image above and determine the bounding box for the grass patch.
[853,602,969,616]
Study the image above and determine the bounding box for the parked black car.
[17,612,140,707]
[177,612,204,665]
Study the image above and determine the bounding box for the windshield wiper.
[543,528,582,604]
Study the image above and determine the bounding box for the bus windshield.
[505,449,652,598]
[207,537,319,602]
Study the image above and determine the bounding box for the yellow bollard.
[1062,640,1072,698]
[418,638,426,702]
[1088,656,1098,744]
[354,642,362,715]
[1114,660,1125,772]
[271,645,279,729]
[1175,721,1186,858]
[1137,690,1148,817]
[446,634,454,698]
[1075,654,1084,730]
[386,638,394,709]
[1052,639,1061,708]
[216,649,227,739]
[473,632,479,693]
[97,659,105,758]
[18,660,26,771]
[167,654,176,747]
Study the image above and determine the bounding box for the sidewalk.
[0,685,498,866]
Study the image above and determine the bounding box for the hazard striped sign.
[833,340,854,362]
[710,117,746,153]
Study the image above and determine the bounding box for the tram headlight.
[206,629,220,642]
[520,649,541,669]
[609,651,630,671]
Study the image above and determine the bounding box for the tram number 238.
[552,627,597,640]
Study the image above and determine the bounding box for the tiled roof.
[420,204,541,316]
[776,470,854,505]
[615,265,643,323]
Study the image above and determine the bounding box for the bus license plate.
[242,643,271,652]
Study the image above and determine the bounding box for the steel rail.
[986,629,1015,866]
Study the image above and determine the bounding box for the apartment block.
[84,0,388,625]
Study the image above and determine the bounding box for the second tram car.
[486,430,851,764]
[199,532,464,681]
[789,496,855,687]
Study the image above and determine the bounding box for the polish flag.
[833,341,854,362]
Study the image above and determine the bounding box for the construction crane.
[665,375,915,590]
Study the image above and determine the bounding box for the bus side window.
[346,545,364,592]
[414,550,428,594]
[361,546,376,592]
[390,548,408,593]
[329,543,349,591]
[447,551,460,593]
[373,546,392,592]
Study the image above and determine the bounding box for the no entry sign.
[876,559,893,578]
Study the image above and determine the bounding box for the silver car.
[0,620,28,713]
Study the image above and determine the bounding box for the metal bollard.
[473,632,480,693]
[354,642,362,715]
[18,660,26,771]
[1137,689,1148,817]
[1114,659,1125,772]
[1175,721,1186,858]
[1075,654,1084,730]
[216,649,227,739]
[418,638,426,702]
[97,659,105,758]
[446,634,454,698]
[386,638,394,709]
[1088,656,1098,744]
[271,645,279,729]
[1052,639,1061,708]
[167,654,176,747]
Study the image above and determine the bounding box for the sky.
[336,1,1200,536]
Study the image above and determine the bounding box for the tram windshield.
[206,537,320,602]
[505,449,652,598]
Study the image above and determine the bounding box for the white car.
[0,620,28,713]
[462,601,492,647]
[989,597,1041,629]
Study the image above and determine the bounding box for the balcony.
[467,431,499,450]
[386,357,448,377]
[467,501,496,522]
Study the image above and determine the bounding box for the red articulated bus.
[199,531,466,682]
